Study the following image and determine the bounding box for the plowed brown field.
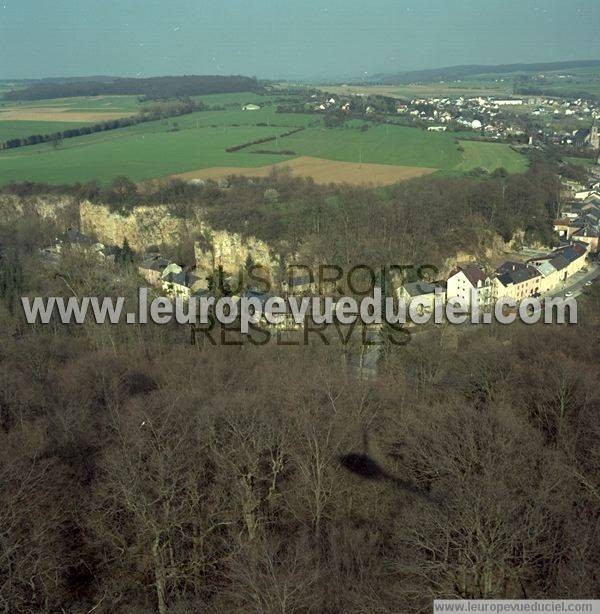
[172,156,436,186]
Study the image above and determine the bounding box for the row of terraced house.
[400,241,590,313]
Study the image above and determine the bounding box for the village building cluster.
[555,167,600,253]
[40,179,596,327]
[310,89,600,149]
[400,240,590,314]
[420,166,600,312]
[402,166,600,313]
[132,226,593,321]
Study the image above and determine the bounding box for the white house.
[575,190,600,201]
[494,99,524,106]
[446,265,494,311]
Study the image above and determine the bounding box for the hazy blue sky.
[1,0,599,80]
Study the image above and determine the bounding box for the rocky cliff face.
[439,232,517,278]
[194,230,277,275]
[0,194,77,227]
[4,194,529,283]
[80,201,184,250]
[79,200,278,274]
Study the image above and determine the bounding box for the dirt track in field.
[172,156,436,186]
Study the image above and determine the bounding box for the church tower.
[590,118,600,150]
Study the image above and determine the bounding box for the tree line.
[225,127,305,153]
[2,75,261,101]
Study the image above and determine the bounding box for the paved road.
[543,262,600,301]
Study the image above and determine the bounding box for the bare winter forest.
[0,158,599,613]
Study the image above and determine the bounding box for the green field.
[517,66,600,97]
[0,95,141,113]
[0,102,315,153]
[0,95,142,144]
[390,83,511,98]
[250,123,463,168]
[0,93,528,185]
[0,92,304,145]
[458,140,529,173]
[0,93,306,145]
[0,120,91,143]
[169,106,316,129]
[0,125,288,185]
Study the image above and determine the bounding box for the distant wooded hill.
[368,60,600,85]
[2,75,261,101]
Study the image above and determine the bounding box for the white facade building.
[446,265,494,312]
